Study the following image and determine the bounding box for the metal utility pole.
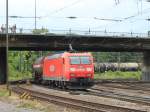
[35,0,42,56]
[6,0,9,91]
[35,0,37,30]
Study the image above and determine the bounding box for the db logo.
[50,65,55,72]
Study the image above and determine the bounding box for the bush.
[94,71,141,80]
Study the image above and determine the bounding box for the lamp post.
[6,0,9,91]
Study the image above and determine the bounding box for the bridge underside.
[0,34,150,83]
[0,33,150,52]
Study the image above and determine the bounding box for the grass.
[17,100,46,111]
[0,86,9,97]
[0,90,9,97]
[94,71,141,80]
[17,99,77,112]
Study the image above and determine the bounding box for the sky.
[1,0,150,33]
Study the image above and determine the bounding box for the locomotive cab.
[64,53,94,89]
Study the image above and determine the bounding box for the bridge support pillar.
[0,48,6,84]
[142,52,150,81]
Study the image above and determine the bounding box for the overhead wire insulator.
[115,0,120,5]
[69,44,73,51]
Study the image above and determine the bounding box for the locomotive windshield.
[70,56,91,64]
[80,57,91,64]
[70,57,80,64]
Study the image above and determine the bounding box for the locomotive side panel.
[43,57,64,81]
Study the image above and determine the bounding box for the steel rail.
[95,83,150,91]
[89,88,150,106]
[11,86,145,112]
[94,79,150,84]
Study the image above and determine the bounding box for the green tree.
[32,27,49,34]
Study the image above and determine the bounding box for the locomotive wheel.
[58,81,61,88]
[33,71,42,84]
[55,81,58,87]
[62,81,67,89]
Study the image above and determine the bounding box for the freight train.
[33,52,94,89]
[94,62,141,73]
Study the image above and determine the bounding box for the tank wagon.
[94,62,141,73]
[33,52,94,89]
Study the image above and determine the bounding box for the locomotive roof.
[34,52,92,64]
[45,52,92,60]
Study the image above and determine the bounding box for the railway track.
[94,79,149,84]
[11,86,145,112]
[9,79,150,110]
[9,79,150,105]
[9,78,150,86]
[96,83,150,92]
[36,84,150,106]
[88,88,150,106]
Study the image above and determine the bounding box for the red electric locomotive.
[33,52,94,89]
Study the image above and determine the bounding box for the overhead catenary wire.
[0,0,146,22]
[43,0,86,18]
[124,2,150,20]
[0,16,41,18]
[1,0,150,33]
[0,0,87,20]
[92,7,150,30]
[93,0,150,30]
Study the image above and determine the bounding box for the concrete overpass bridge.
[0,32,150,51]
[0,31,150,83]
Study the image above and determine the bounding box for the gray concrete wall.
[0,48,6,84]
[142,52,150,81]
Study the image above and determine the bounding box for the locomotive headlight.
[70,74,75,77]
[87,68,92,71]
[70,67,75,71]
[87,74,92,77]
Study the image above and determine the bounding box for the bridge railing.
[0,28,148,38]
[49,29,148,38]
